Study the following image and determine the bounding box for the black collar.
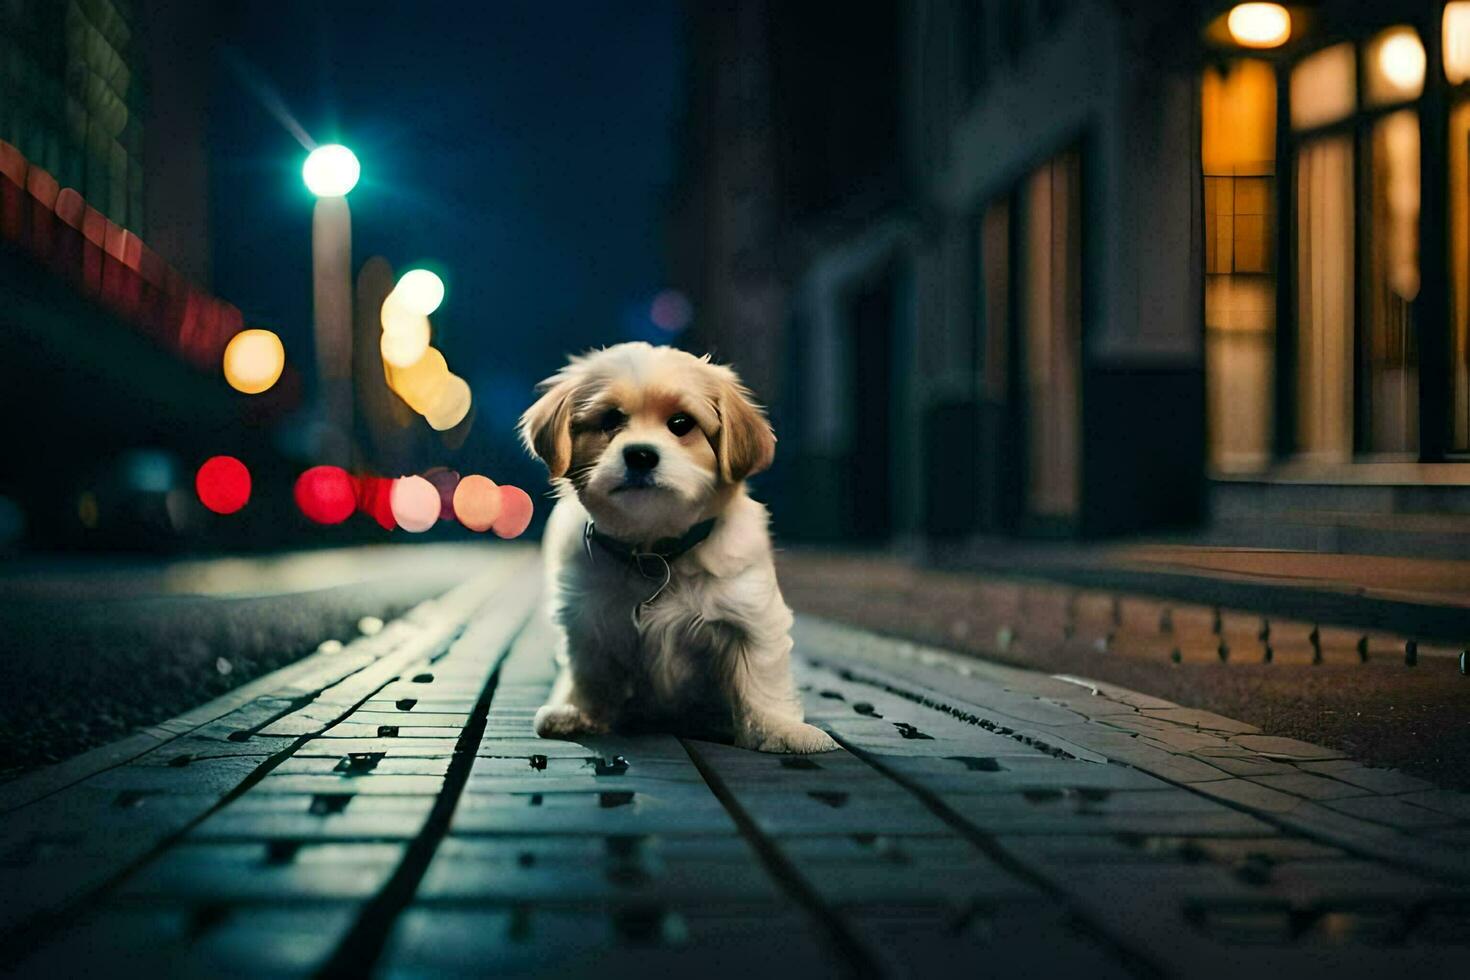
[584,518,717,576]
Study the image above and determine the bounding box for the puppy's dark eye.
[667,413,696,437]
[598,409,626,432]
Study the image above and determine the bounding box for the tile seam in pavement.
[797,619,1470,886]
[1,563,532,966]
[819,726,1165,980]
[317,598,533,978]
[680,738,880,980]
[804,655,1109,765]
[0,556,530,815]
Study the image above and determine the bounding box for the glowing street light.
[304,143,360,464]
[302,144,360,198]
[1227,3,1291,49]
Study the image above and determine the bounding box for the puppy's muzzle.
[617,444,661,489]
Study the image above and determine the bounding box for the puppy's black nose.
[623,445,659,471]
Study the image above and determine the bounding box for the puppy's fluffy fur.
[519,342,835,753]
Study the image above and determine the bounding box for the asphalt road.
[0,544,509,778]
[777,551,1470,791]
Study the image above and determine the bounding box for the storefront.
[1205,2,1470,473]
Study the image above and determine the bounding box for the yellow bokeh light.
[386,346,450,413]
[222,328,285,394]
[394,269,445,316]
[1227,3,1290,49]
[1378,29,1426,94]
[380,293,425,334]
[424,374,472,431]
[380,316,431,368]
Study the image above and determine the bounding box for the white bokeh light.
[302,144,361,197]
[395,269,446,316]
[390,476,440,533]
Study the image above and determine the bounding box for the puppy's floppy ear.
[715,374,776,483]
[519,371,581,479]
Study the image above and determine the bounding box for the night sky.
[208,0,683,485]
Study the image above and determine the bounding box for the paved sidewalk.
[2,553,1469,977]
[931,538,1470,642]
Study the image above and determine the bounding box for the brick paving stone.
[273,754,453,777]
[1248,771,1373,801]
[1138,707,1261,735]
[847,906,1137,980]
[10,563,1470,977]
[189,793,439,841]
[1397,789,1470,821]
[452,788,737,836]
[417,835,778,904]
[777,834,1041,907]
[250,772,447,795]
[942,791,1275,838]
[1323,794,1464,830]
[20,904,361,977]
[1191,776,1314,816]
[1294,759,1438,794]
[115,841,406,901]
[380,906,836,978]
[1187,748,1299,777]
[890,755,1175,794]
[1229,734,1347,761]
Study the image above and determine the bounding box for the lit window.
[1365,27,1426,106]
[1363,111,1420,454]
[1444,2,1470,85]
[1450,104,1470,450]
[1295,137,1355,461]
[1202,60,1277,473]
[1291,43,1356,130]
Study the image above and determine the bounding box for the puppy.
[518,342,836,754]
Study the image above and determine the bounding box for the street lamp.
[304,144,360,465]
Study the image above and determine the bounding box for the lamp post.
[303,144,360,465]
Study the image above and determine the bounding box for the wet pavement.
[0,544,505,778]
[2,549,1469,977]
[779,551,1470,791]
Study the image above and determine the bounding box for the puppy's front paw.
[739,720,838,754]
[533,703,606,740]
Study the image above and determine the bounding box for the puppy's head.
[520,342,774,541]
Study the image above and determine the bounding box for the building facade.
[672,1,1470,557]
[0,0,293,547]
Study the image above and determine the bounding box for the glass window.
[1451,103,1470,451]
[1447,2,1470,85]
[1295,136,1355,461]
[1022,150,1081,519]
[1362,110,1420,454]
[1291,43,1356,130]
[978,199,1010,400]
[1202,60,1277,472]
[1365,27,1426,107]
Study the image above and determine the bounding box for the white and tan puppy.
[519,342,835,753]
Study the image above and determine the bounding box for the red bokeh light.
[195,455,251,514]
[356,475,396,531]
[294,466,357,525]
[493,485,534,539]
